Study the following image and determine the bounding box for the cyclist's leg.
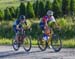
[41,26,49,40]
[13,25,20,42]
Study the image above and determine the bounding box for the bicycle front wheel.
[38,37,47,51]
[51,34,62,52]
[23,36,31,52]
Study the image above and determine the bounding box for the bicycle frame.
[17,30,26,44]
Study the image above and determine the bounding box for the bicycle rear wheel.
[38,37,47,51]
[51,34,62,52]
[23,36,31,52]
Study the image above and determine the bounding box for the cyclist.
[39,10,58,40]
[13,15,27,42]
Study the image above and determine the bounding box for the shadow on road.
[0,48,55,58]
[0,50,43,58]
[0,50,25,58]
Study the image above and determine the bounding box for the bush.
[31,23,42,38]
[57,18,68,28]
[0,22,14,38]
[57,18,75,38]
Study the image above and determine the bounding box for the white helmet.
[47,10,53,16]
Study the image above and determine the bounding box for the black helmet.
[19,15,26,20]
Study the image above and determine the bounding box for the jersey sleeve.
[50,16,56,22]
[16,20,20,25]
[42,16,48,23]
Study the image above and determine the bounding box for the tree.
[0,10,4,21]
[26,2,35,18]
[38,1,45,17]
[19,2,26,16]
[52,0,62,18]
[33,0,39,17]
[45,0,52,15]
[9,7,15,18]
[4,8,12,20]
[15,7,19,18]
[70,0,75,15]
[62,0,71,15]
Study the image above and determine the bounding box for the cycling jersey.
[39,15,56,30]
[13,19,27,33]
[13,19,22,33]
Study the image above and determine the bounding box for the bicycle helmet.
[19,15,26,20]
[47,10,53,16]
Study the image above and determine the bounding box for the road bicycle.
[38,27,62,52]
[12,28,32,52]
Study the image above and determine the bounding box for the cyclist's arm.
[50,16,59,28]
[42,16,48,29]
[16,25,21,30]
[24,21,31,29]
[25,21,27,25]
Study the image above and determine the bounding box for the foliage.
[0,10,4,21]
[44,0,52,15]
[15,7,19,18]
[4,8,12,20]
[62,0,71,15]
[70,0,75,15]
[33,0,39,17]
[38,1,45,17]
[9,7,15,18]
[19,2,26,16]
[26,2,35,18]
[52,0,62,17]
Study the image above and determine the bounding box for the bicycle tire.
[12,39,20,51]
[23,36,32,52]
[38,36,47,51]
[51,34,62,52]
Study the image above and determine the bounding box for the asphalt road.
[0,46,75,59]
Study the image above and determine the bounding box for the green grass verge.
[0,38,75,48]
[62,39,75,48]
[0,38,38,45]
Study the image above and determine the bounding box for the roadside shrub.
[57,18,75,38]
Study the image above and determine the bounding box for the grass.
[0,38,38,45]
[0,38,75,48]
[0,0,34,10]
[0,38,12,45]
[62,38,75,48]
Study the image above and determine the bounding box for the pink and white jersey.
[42,16,56,23]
